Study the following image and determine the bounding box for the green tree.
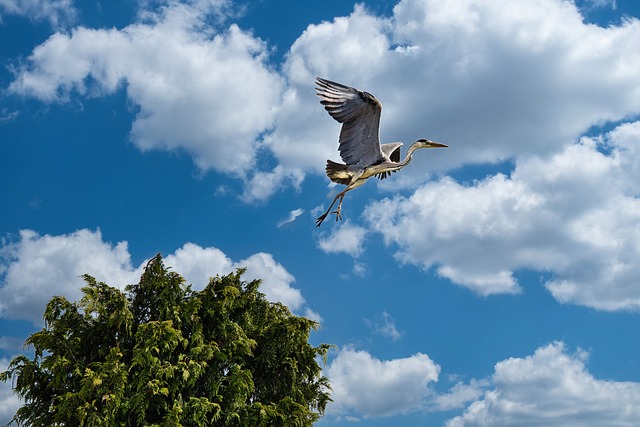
[1,254,331,426]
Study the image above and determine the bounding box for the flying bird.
[314,77,448,227]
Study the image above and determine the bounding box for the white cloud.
[0,229,139,324]
[365,121,640,310]
[10,1,284,177]
[431,379,488,412]
[277,207,305,228]
[235,252,306,312]
[163,243,234,289]
[241,166,304,203]
[0,0,76,27]
[10,0,640,200]
[164,243,307,312]
[580,0,617,11]
[365,174,539,296]
[317,220,367,257]
[0,357,22,427]
[270,0,640,186]
[326,348,440,419]
[352,261,366,277]
[264,4,393,175]
[447,342,640,427]
[0,234,317,422]
[286,4,391,84]
[0,230,314,325]
[302,307,323,324]
[368,311,403,341]
[0,108,19,122]
[0,336,24,354]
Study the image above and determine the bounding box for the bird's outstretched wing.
[315,77,385,167]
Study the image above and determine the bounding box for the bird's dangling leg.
[331,193,346,221]
[316,189,348,227]
[315,211,330,227]
[316,172,361,227]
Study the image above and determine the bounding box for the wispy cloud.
[580,0,617,11]
[0,336,25,353]
[0,109,19,123]
[277,208,305,228]
[0,0,77,28]
[367,311,404,341]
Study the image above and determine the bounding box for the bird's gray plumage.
[314,77,448,227]
[315,77,386,168]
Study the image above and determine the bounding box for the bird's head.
[416,138,448,149]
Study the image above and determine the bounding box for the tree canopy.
[1,254,331,426]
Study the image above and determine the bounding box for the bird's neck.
[399,142,422,166]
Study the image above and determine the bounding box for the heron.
[314,77,448,227]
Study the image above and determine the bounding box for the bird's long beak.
[428,141,448,148]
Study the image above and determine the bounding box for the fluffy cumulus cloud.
[316,220,367,257]
[432,380,489,413]
[0,229,139,324]
[0,233,315,423]
[447,342,640,427]
[326,348,440,419]
[0,0,76,27]
[9,0,284,179]
[240,166,304,203]
[164,242,307,313]
[365,121,640,310]
[12,0,640,198]
[163,243,233,288]
[265,4,393,175]
[292,0,640,312]
[6,0,640,309]
[0,230,312,325]
[237,252,307,312]
[271,0,640,181]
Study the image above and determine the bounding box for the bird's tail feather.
[326,160,351,185]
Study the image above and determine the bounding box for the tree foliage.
[1,254,332,426]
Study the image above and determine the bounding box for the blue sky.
[2,0,640,425]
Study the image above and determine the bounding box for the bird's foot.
[331,207,343,222]
[316,213,328,227]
